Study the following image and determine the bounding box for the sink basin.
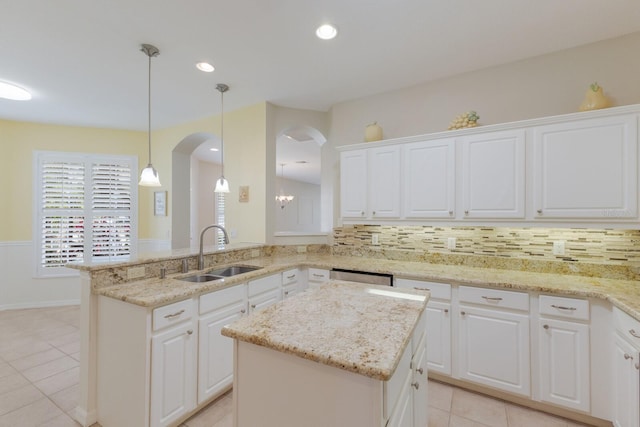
[179,274,224,283]
[207,265,262,277]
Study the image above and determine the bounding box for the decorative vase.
[364,122,383,142]
[579,83,611,112]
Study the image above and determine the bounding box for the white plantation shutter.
[215,192,226,249]
[34,152,138,276]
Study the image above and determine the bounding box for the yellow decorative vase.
[579,83,611,112]
[364,122,383,142]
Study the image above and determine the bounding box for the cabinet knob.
[624,353,634,360]
[240,309,246,314]
[464,210,469,215]
[460,311,466,316]
[543,324,549,329]
[635,362,639,370]
[444,308,449,314]
[411,382,420,390]
[284,291,289,296]
[186,329,193,335]
[372,211,376,216]
[537,209,543,215]
[629,329,640,339]
[449,210,453,216]
[416,367,424,375]
[251,304,257,309]
[360,211,365,216]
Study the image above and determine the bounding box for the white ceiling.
[3,0,640,183]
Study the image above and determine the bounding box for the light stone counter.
[222,281,429,381]
[92,253,640,323]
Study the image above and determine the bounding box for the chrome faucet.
[198,225,230,270]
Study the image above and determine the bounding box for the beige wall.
[326,31,640,226]
[0,119,145,241]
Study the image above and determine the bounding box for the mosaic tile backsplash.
[332,225,640,280]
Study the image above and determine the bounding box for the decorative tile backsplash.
[332,225,640,280]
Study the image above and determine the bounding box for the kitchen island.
[221,281,430,427]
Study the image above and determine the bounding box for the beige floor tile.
[428,406,450,427]
[0,362,17,380]
[506,403,569,427]
[451,388,508,427]
[9,347,67,372]
[0,397,66,427]
[69,352,80,362]
[22,356,78,383]
[0,384,44,416]
[57,341,80,356]
[46,330,80,348]
[184,393,232,427]
[449,414,494,427]
[212,412,233,427]
[0,372,30,395]
[42,412,82,427]
[428,380,454,411]
[50,383,79,412]
[0,339,53,361]
[33,366,80,396]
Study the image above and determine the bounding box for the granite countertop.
[221,281,429,381]
[91,253,640,322]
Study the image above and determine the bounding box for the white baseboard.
[0,299,80,312]
[74,405,97,427]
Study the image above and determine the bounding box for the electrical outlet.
[127,266,145,280]
[553,240,566,256]
[251,249,260,258]
[372,234,380,245]
[447,237,457,250]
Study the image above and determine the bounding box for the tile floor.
[0,306,595,427]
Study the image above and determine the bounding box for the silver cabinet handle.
[624,353,634,360]
[629,329,640,339]
[287,274,296,279]
[411,382,420,390]
[186,329,193,335]
[551,304,576,311]
[537,209,543,214]
[312,273,324,278]
[164,309,185,319]
[240,309,246,314]
[251,304,257,309]
[543,324,549,329]
[482,296,503,302]
[413,287,430,291]
[448,210,453,216]
[284,291,290,296]
[416,367,424,375]
[635,362,640,370]
[464,210,469,215]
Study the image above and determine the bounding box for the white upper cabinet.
[402,139,455,218]
[340,146,401,219]
[533,114,638,219]
[460,130,526,219]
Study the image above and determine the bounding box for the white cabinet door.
[458,305,530,396]
[249,288,281,314]
[612,334,640,427]
[402,138,455,218]
[425,300,451,375]
[198,285,247,404]
[460,129,526,218]
[151,321,197,427]
[533,114,638,219]
[368,145,401,218]
[387,369,414,427]
[538,318,590,412]
[340,149,368,218]
[411,335,428,427]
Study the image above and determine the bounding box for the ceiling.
[3,0,640,183]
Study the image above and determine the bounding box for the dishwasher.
[330,268,394,287]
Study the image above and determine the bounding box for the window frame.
[33,151,139,277]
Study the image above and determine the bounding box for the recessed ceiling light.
[196,62,215,73]
[209,147,219,152]
[315,24,338,40]
[0,81,32,101]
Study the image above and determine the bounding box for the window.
[34,151,138,276]
[215,192,226,249]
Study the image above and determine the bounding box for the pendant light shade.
[275,163,295,209]
[214,83,230,193]
[139,43,161,187]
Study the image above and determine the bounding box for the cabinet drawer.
[614,306,640,346]
[248,274,281,297]
[153,299,194,331]
[384,340,412,420]
[308,268,329,282]
[199,284,246,315]
[539,295,589,321]
[282,269,299,285]
[395,278,451,300]
[459,286,529,311]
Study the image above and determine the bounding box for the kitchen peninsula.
[221,281,429,427]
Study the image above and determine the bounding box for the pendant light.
[214,83,230,193]
[139,44,161,187]
[275,163,294,209]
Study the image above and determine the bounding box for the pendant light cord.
[147,52,152,165]
[220,86,224,177]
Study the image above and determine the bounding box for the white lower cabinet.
[306,267,330,290]
[248,274,282,313]
[612,307,640,427]
[537,295,590,412]
[457,286,530,396]
[151,320,198,427]
[198,284,247,404]
[282,268,301,299]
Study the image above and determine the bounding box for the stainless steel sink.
[179,274,224,283]
[207,265,262,277]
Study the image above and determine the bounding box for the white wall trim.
[0,299,80,312]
